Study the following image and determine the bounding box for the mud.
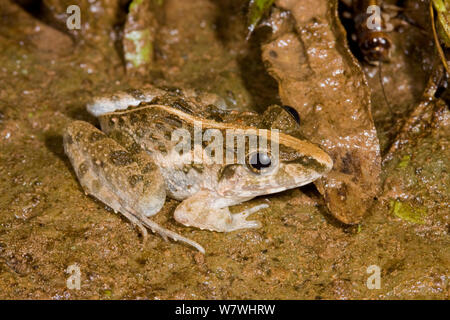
[0,0,448,299]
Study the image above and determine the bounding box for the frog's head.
[216,130,333,198]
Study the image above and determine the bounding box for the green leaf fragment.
[433,0,450,47]
[247,0,275,36]
[390,200,427,225]
[397,155,411,169]
[129,0,143,12]
[124,29,153,68]
[130,0,163,11]
[432,0,447,12]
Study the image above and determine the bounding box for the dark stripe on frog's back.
[99,106,184,134]
[146,92,229,121]
[147,93,199,116]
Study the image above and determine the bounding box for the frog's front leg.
[63,121,205,253]
[174,190,268,232]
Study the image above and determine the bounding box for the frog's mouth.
[217,163,325,198]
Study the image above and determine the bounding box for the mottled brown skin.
[63,86,333,252]
[63,121,166,217]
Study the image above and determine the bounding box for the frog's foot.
[119,209,149,242]
[174,191,267,233]
[228,203,268,231]
[123,209,205,254]
[113,205,205,253]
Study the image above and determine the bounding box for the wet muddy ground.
[0,0,448,299]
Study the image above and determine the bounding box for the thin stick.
[430,1,449,74]
[378,59,392,116]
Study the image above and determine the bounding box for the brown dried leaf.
[261,0,381,224]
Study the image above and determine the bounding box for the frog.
[63,85,333,253]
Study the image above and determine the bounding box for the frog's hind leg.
[117,208,149,241]
[125,211,205,254]
[63,120,204,253]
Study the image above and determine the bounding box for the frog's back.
[87,86,227,118]
[97,104,213,200]
[85,86,234,200]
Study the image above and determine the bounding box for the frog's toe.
[138,224,149,243]
[238,203,269,218]
[226,214,262,231]
[235,217,262,229]
[227,204,268,231]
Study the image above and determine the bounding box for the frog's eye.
[247,152,272,173]
[282,105,300,125]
